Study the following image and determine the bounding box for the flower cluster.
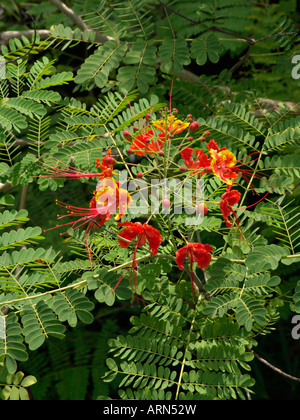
[43,149,132,262]
[43,107,257,301]
[181,137,243,229]
[126,114,190,157]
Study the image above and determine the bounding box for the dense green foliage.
[0,0,299,400]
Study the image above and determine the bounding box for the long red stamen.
[40,156,100,179]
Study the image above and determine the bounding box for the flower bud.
[196,203,208,215]
[179,166,185,172]
[204,130,210,136]
[136,172,143,178]
[189,121,199,132]
[103,156,116,165]
[162,198,171,208]
[123,130,132,141]
[203,167,213,174]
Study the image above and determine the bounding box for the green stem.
[175,292,202,400]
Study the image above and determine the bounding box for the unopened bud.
[204,130,210,136]
[103,156,116,165]
[196,203,208,215]
[162,198,171,208]
[136,172,143,178]
[203,167,213,174]
[189,121,199,132]
[123,130,132,141]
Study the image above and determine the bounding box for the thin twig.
[252,351,300,383]
[1,13,37,64]
[48,0,114,43]
[0,29,50,45]
[48,0,90,31]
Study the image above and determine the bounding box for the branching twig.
[1,13,37,64]
[0,29,50,45]
[48,0,90,32]
[157,0,298,46]
[48,0,114,43]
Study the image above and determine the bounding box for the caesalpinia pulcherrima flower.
[219,186,241,228]
[43,150,132,262]
[180,147,211,175]
[128,130,166,157]
[181,139,238,185]
[176,243,214,298]
[114,222,162,299]
[50,178,132,262]
[207,140,238,185]
[117,221,162,256]
[41,148,116,181]
[152,115,189,135]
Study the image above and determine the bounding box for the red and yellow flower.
[41,149,117,181]
[128,130,166,157]
[114,222,162,301]
[207,140,238,185]
[51,178,132,262]
[180,147,211,174]
[181,139,238,185]
[152,115,189,135]
[126,115,189,156]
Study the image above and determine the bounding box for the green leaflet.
[0,366,37,400]
[158,37,191,74]
[190,34,223,66]
[245,245,290,272]
[0,106,27,133]
[75,41,127,89]
[0,313,28,373]
[51,289,95,328]
[0,226,44,250]
[21,301,66,351]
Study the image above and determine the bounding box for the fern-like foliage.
[0,0,299,401]
[103,284,256,400]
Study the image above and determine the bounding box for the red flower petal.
[129,130,165,156]
[117,222,143,248]
[176,243,213,270]
[206,139,219,152]
[117,222,162,255]
[143,224,162,255]
[219,188,241,227]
